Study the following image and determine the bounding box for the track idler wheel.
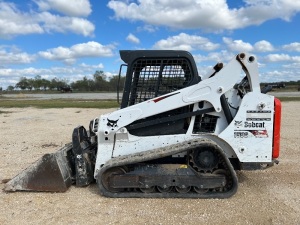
[101,167,127,193]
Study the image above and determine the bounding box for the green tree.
[32,75,42,90]
[41,78,50,90]
[27,78,34,91]
[109,75,125,92]
[15,77,29,90]
[93,70,109,91]
[49,78,68,90]
[7,85,14,91]
[71,76,94,91]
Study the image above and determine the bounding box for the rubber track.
[96,138,238,198]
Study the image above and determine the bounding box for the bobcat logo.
[234,120,243,127]
[107,119,119,128]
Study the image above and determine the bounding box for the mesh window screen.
[128,58,193,106]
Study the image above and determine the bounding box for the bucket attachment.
[4,126,96,193]
[4,143,74,192]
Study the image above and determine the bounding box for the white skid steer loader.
[4,51,281,198]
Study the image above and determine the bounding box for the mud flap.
[4,143,74,192]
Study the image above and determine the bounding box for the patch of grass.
[0,110,12,114]
[0,99,119,109]
[277,97,300,102]
[0,96,298,109]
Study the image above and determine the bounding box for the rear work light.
[272,98,281,158]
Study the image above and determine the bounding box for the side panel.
[219,92,275,163]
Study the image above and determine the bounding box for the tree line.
[3,72,299,92]
[5,71,126,92]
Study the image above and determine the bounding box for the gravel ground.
[0,102,299,225]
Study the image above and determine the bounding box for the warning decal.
[246,110,271,121]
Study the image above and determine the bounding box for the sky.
[0,0,300,89]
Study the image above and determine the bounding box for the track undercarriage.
[97,139,238,198]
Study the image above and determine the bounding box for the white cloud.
[0,1,94,38]
[254,40,275,52]
[38,41,115,64]
[290,56,300,62]
[71,42,114,57]
[260,69,300,83]
[126,33,140,44]
[0,2,44,38]
[223,37,253,52]
[193,50,235,63]
[80,63,104,69]
[108,0,236,31]
[37,12,95,37]
[34,0,92,17]
[0,46,36,65]
[137,24,158,33]
[282,42,300,52]
[282,62,300,69]
[265,54,291,62]
[108,0,300,31]
[264,53,300,62]
[153,33,219,51]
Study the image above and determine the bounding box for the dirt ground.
[0,102,299,225]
